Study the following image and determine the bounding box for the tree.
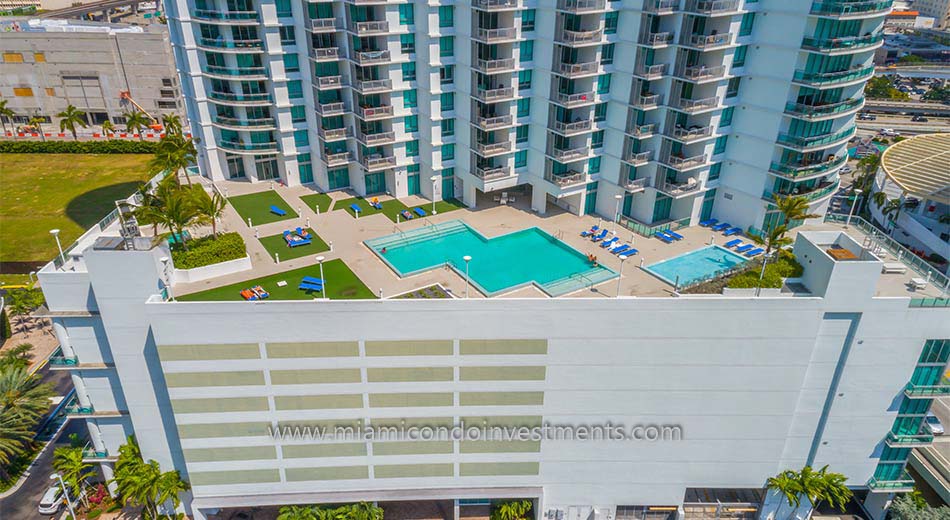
[773,194,819,225]
[890,491,950,520]
[5,288,44,334]
[0,99,15,134]
[101,119,115,138]
[57,105,88,140]
[124,111,151,140]
[491,500,533,520]
[0,367,54,466]
[872,190,888,209]
[161,113,183,136]
[346,502,384,520]
[898,54,925,64]
[766,470,802,509]
[111,436,190,519]
[192,190,226,238]
[0,343,34,371]
[881,199,909,233]
[53,446,96,508]
[150,133,197,186]
[814,469,853,513]
[278,506,321,520]
[922,86,949,103]
[28,116,47,141]
[145,188,199,249]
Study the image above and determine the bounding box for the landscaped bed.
[334,196,465,223]
[393,284,453,299]
[300,192,333,214]
[258,227,330,262]
[177,259,375,301]
[171,232,247,269]
[228,190,298,226]
[681,250,804,294]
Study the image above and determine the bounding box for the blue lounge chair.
[296,227,311,238]
[303,276,324,285]
[735,244,754,253]
[712,222,730,231]
[612,245,631,256]
[723,227,742,236]
[270,205,287,216]
[656,232,674,244]
[370,200,383,210]
[665,229,684,240]
[581,225,599,237]
[299,282,323,291]
[746,248,765,257]
[591,229,608,241]
[414,207,427,217]
[699,218,718,227]
[400,210,413,220]
[616,247,638,257]
[600,237,619,249]
[350,203,362,214]
[724,239,743,248]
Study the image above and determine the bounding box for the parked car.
[38,485,64,515]
[924,412,945,435]
[911,115,929,122]
[840,165,853,174]
[880,128,901,137]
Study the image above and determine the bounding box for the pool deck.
[172,179,948,300]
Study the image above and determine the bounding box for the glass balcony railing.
[212,115,276,128]
[686,0,741,15]
[310,18,339,33]
[208,91,272,104]
[867,469,915,493]
[763,179,839,203]
[801,33,884,52]
[472,0,520,10]
[557,0,606,13]
[623,177,649,192]
[191,9,258,22]
[475,57,516,74]
[553,90,597,107]
[624,150,654,165]
[810,0,893,17]
[619,215,691,238]
[474,165,512,180]
[219,140,280,153]
[545,170,588,188]
[64,402,95,416]
[48,347,78,366]
[81,449,114,460]
[776,126,855,149]
[632,93,663,109]
[475,114,514,129]
[628,123,657,137]
[885,431,934,447]
[769,155,846,179]
[475,27,518,42]
[319,127,353,141]
[362,155,397,171]
[197,38,263,50]
[323,151,353,166]
[909,298,950,308]
[204,65,267,78]
[784,97,864,119]
[904,380,950,397]
[792,66,875,86]
[551,118,593,135]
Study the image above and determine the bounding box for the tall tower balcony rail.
[472,0,521,11]
[556,0,607,13]
[810,0,893,18]
[684,0,742,15]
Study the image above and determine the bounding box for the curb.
[0,417,69,499]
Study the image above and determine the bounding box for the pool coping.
[640,244,750,288]
[363,219,617,298]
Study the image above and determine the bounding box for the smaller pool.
[643,245,748,287]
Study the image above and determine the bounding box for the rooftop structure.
[881,133,950,206]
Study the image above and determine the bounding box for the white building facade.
[163,0,886,233]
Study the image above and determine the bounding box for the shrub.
[170,232,246,270]
[0,308,10,341]
[0,140,157,154]
[726,252,803,289]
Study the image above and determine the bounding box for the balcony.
[784,97,864,120]
[316,101,347,116]
[550,145,590,162]
[315,75,345,89]
[474,57,516,74]
[634,63,668,80]
[354,79,393,94]
[644,0,679,13]
[801,33,884,53]
[354,20,390,35]
[197,38,263,51]
[551,118,593,136]
[474,114,514,130]
[212,115,276,129]
[628,123,657,138]
[554,90,597,107]
[472,0,520,10]
[685,0,742,15]
[810,0,893,18]
[310,18,339,33]
[352,50,391,65]
[219,140,280,154]
[657,178,703,197]
[356,105,394,120]
[776,127,856,151]
[885,431,934,448]
[763,180,839,204]
[362,155,397,171]
[319,127,352,141]
[474,165,512,180]
[664,153,707,170]
[191,9,259,23]
[207,91,272,105]
[624,150,654,166]
[674,96,720,113]
[685,33,733,50]
[475,86,516,102]
[867,470,915,493]
[676,64,727,82]
[475,27,518,43]
[557,0,606,13]
[358,130,396,146]
[668,124,713,141]
[623,177,649,193]
[904,380,950,398]
[82,449,118,462]
[792,66,875,87]
[204,65,267,80]
[311,47,341,62]
[49,347,78,367]
[769,155,847,180]
[64,402,124,418]
[545,170,588,188]
[323,151,353,166]
[476,141,513,157]
[557,61,601,78]
[641,32,674,47]
[557,28,604,46]
[632,93,663,109]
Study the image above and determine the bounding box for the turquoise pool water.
[643,245,748,287]
[366,220,616,296]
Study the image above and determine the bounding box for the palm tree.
[278,505,321,520]
[881,199,908,233]
[27,116,47,141]
[0,99,15,134]
[161,113,183,135]
[0,411,33,468]
[124,111,151,140]
[57,105,88,140]
[149,189,199,249]
[491,501,532,520]
[773,194,819,226]
[766,470,802,510]
[795,465,826,514]
[101,119,115,138]
[871,190,888,209]
[155,468,190,516]
[151,133,198,185]
[192,190,226,237]
[749,223,794,291]
[0,343,34,370]
[815,469,853,513]
[0,367,54,465]
[53,446,96,507]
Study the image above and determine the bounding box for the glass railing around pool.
[909,298,950,308]
[618,215,691,238]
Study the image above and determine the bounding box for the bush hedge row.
[0,140,158,154]
[171,232,247,270]
[727,251,804,289]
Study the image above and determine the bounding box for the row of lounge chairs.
[701,219,743,236]
[579,226,638,257]
[723,239,764,257]
[299,276,324,292]
[283,228,312,248]
[655,229,684,244]
[239,285,270,300]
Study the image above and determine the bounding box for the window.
[34,52,45,62]
[726,77,741,98]
[279,26,295,45]
[521,9,536,31]
[440,92,455,112]
[442,143,455,161]
[713,136,728,155]
[517,98,530,117]
[275,0,292,16]
[604,12,619,34]
[441,119,455,137]
[594,103,607,122]
[708,163,722,180]
[439,6,454,28]
[588,156,601,174]
[291,105,306,122]
[283,53,299,72]
[739,13,755,36]
[403,89,417,108]
[44,87,55,96]
[405,115,418,133]
[407,164,420,174]
[440,65,454,85]
[516,125,529,143]
[402,62,416,82]
[288,80,303,98]
[720,107,734,127]
[592,130,604,148]
[520,40,534,61]
[439,36,454,57]
[601,44,614,65]
[401,34,415,54]
[294,129,309,147]
[406,140,419,157]
[518,70,532,90]
[515,150,527,168]
[13,87,33,97]
[398,4,414,25]
[3,52,23,63]
[597,74,611,94]
[733,45,748,68]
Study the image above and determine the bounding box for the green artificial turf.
[258,227,330,262]
[227,190,298,226]
[299,192,333,215]
[177,259,375,301]
[407,198,466,217]
[333,196,410,223]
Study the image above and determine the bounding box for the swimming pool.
[365,220,617,296]
[643,245,749,287]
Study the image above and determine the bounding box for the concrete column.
[462,178,477,208]
[100,462,118,496]
[70,373,92,408]
[192,505,208,520]
[532,186,547,214]
[52,320,76,358]
[453,500,460,520]
[862,493,891,520]
[86,420,106,452]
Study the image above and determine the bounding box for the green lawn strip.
[227,190,298,226]
[407,198,466,217]
[258,227,330,262]
[333,196,409,223]
[177,259,375,301]
[299,192,333,214]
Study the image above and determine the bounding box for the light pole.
[430,175,439,215]
[316,256,327,299]
[50,473,77,519]
[845,188,862,229]
[28,271,36,284]
[463,255,472,299]
[50,229,65,268]
[617,255,629,298]
[613,194,623,234]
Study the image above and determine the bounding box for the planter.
[172,255,252,284]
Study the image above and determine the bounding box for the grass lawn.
[228,190,298,226]
[177,259,375,301]
[334,196,409,222]
[0,153,152,263]
[258,227,330,262]
[299,192,333,214]
[407,198,466,217]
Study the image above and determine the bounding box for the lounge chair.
[350,203,362,214]
[724,239,743,248]
[611,245,631,255]
[296,227,311,239]
[591,229,608,242]
[665,229,684,240]
[735,244,755,253]
[270,205,287,216]
[581,225,599,237]
[699,219,718,227]
[370,200,383,210]
[600,237,619,249]
[414,207,427,217]
[712,222,731,231]
[656,232,674,244]
[299,282,323,291]
[401,209,414,220]
[723,227,742,236]
[302,276,324,285]
[251,285,269,299]
[745,248,764,257]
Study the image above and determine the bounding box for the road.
[855,113,950,137]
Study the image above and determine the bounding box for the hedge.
[171,232,247,270]
[0,140,158,154]
[727,251,804,289]
[0,308,10,341]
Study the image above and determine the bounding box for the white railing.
[670,125,713,140]
[551,145,589,161]
[315,75,344,88]
[633,93,663,107]
[357,105,394,119]
[625,150,654,164]
[679,64,726,80]
[472,0,520,9]
[317,101,346,115]
[666,154,707,169]
[355,20,389,34]
[545,170,588,187]
[558,0,606,12]
[552,119,593,134]
[357,79,393,92]
[659,179,703,196]
[676,96,719,111]
[310,18,338,32]
[555,90,596,106]
[323,151,353,165]
[688,33,733,48]
[319,127,351,140]
[476,141,513,155]
[629,123,657,137]
[311,47,340,60]
[360,131,395,145]
[474,166,512,179]
[475,86,515,102]
[354,50,390,64]
[363,155,396,170]
[624,177,649,191]
[559,28,603,44]
[558,61,600,76]
[636,63,668,78]
[643,32,674,46]
[476,27,518,41]
[475,57,516,72]
[475,114,514,129]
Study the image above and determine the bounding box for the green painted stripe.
[460,440,541,453]
[274,394,364,410]
[267,342,359,358]
[460,416,543,428]
[157,343,260,361]
[460,392,544,406]
[459,340,547,355]
[183,445,277,462]
[165,371,265,388]
[364,340,453,356]
[277,419,364,431]
[190,469,280,486]
[460,462,540,476]
[286,466,368,481]
[270,368,362,385]
[368,393,453,408]
[369,417,454,429]
[460,366,546,381]
[171,397,269,414]
[282,443,367,458]
[374,463,454,478]
[367,367,454,382]
[372,441,454,455]
[178,422,272,439]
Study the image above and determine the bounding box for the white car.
[924,412,945,435]
[38,485,64,515]
[880,128,901,137]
